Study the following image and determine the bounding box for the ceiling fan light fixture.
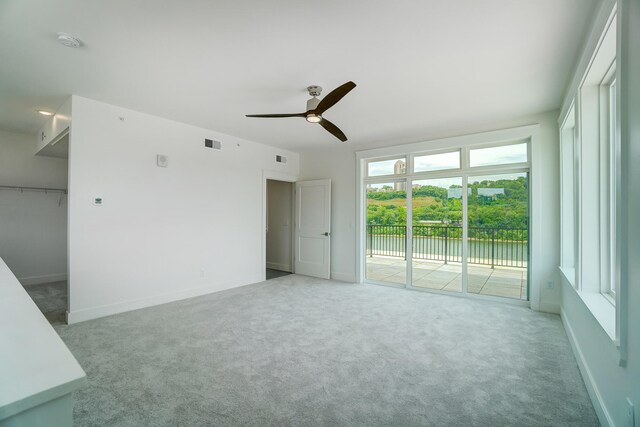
[306,114,322,123]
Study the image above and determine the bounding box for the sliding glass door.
[363,141,530,302]
[410,178,463,293]
[467,173,529,300]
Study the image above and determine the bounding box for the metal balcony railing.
[366,225,528,268]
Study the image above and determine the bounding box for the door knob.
[322,232,330,236]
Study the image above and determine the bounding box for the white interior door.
[295,179,331,279]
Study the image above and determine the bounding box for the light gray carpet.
[23,280,67,325]
[55,275,598,426]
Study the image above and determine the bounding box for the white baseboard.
[560,308,614,427]
[331,272,356,283]
[266,262,292,272]
[67,274,262,324]
[19,273,68,286]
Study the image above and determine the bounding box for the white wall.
[0,130,68,284]
[266,180,293,272]
[67,96,299,323]
[559,0,640,425]
[299,111,561,312]
[297,148,357,283]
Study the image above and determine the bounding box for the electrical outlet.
[628,398,635,427]
[546,279,555,289]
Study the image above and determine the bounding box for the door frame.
[262,170,298,282]
[356,124,540,309]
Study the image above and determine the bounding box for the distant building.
[447,188,471,199]
[478,188,505,199]
[394,160,406,191]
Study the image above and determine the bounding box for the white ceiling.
[0,0,598,151]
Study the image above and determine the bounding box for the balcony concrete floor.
[366,256,527,300]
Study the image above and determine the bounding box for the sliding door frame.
[357,126,537,308]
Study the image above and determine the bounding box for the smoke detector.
[57,32,82,48]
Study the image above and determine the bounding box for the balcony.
[366,225,528,300]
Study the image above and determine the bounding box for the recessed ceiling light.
[36,110,54,116]
[57,32,82,48]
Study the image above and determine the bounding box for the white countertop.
[0,258,86,420]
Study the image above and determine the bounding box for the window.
[367,157,407,177]
[469,142,528,167]
[413,151,460,173]
[580,18,617,304]
[558,7,619,340]
[560,105,576,285]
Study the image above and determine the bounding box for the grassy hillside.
[366,176,528,230]
[367,196,437,208]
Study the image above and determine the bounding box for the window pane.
[413,151,460,173]
[467,173,529,300]
[367,158,406,177]
[365,182,406,286]
[469,143,528,167]
[411,177,463,293]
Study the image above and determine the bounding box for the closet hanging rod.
[0,185,67,194]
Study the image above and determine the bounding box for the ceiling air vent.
[276,155,287,164]
[205,139,222,150]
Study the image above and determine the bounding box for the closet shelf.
[0,185,67,194]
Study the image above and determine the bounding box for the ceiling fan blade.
[245,113,306,118]
[315,81,356,115]
[319,118,348,142]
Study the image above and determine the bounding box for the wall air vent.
[276,155,287,164]
[205,139,222,150]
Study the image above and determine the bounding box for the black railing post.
[404,225,407,260]
[444,226,448,264]
[366,225,527,270]
[491,228,495,269]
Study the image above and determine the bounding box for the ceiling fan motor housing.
[306,96,320,112]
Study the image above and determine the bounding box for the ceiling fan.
[246,81,356,142]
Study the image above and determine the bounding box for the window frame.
[603,73,617,301]
[558,5,621,347]
[360,137,531,302]
[559,103,577,286]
